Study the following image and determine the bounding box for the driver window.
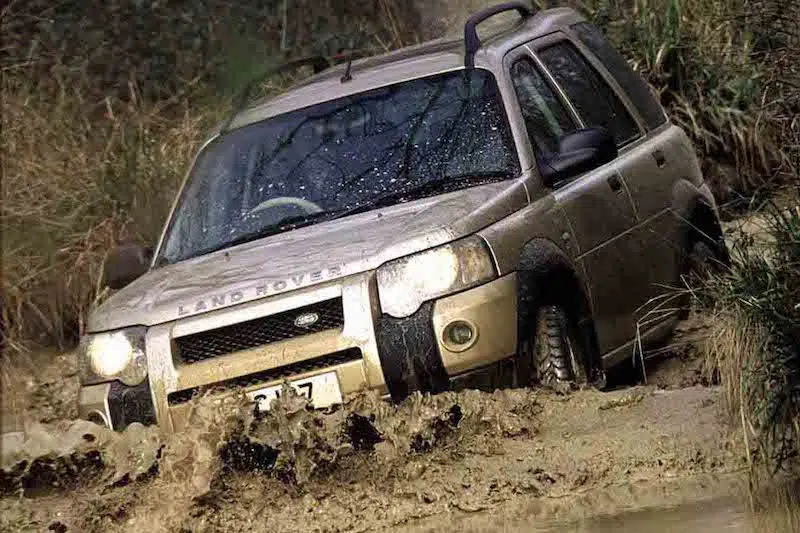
[510,58,577,156]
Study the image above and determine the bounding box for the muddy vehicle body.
[78,2,728,432]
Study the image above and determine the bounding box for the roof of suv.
[225,6,584,132]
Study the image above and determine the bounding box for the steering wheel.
[249,196,324,215]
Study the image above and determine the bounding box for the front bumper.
[79,273,518,432]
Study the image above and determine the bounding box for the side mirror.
[103,243,153,290]
[539,127,618,187]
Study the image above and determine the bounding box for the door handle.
[607,174,623,192]
[652,149,667,168]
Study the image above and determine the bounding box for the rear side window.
[510,58,577,155]
[572,22,667,130]
[538,42,640,146]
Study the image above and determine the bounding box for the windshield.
[157,69,520,265]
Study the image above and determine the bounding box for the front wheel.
[516,305,589,388]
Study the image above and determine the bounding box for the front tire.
[517,305,588,388]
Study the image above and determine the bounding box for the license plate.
[247,372,343,412]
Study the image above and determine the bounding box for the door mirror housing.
[103,243,153,290]
[539,126,618,187]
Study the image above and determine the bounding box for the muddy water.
[2,383,768,532]
[400,477,754,533]
[411,498,752,533]
[400,474,800,533]
[510,482,799,533]
[534,496,750,533]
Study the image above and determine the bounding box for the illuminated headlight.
[78,328,147,386]
[377,235,497,318]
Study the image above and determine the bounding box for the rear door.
[527,34,655,353]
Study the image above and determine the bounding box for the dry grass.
[1,76,212,353]
[749,479,800,533]
[702,312,771,474]
[703,313,770,422]
[699,203,800,473]
[0,1,414,357]
[577,0,800,201]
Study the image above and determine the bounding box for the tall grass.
[575,0,799,201]
[575,0,800,482]
[1,74,211,352]
[0,1,412,356]
[701,202,800,473]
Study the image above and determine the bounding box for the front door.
[512,34,651,353]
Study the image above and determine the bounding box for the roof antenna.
[340,59,353,83]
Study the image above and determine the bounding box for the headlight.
[377,235,497,318]
[79,327,148,386]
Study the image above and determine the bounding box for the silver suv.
[78,2,728,432]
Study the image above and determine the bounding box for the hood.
[88,180,528,332]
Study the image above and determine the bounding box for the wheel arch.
[673,180,730,270]
[686,197,725,247]
[515,237,604,383]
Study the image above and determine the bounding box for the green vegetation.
[580,0,800,476]
[2,75,208,351]
[701,203,800,474]
[1,0,413,353]
[576,0,799,202]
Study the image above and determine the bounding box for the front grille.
[175,298,344,364]
[167,348,361,405]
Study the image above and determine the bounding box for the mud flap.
[375,301,449,402]
[108,380,157,430]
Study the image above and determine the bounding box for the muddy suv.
[78,2,728,432]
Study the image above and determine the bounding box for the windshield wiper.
[332,171,512,219]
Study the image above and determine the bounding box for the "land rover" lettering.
[177,265,344,317]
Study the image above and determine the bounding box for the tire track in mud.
[1,383,747,533]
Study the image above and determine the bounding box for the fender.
[516,237,593,316]
[671,178,718,228]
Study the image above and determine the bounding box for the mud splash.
[225,386,539,484]
[1,385,543,532]
[1,384,749,532]
[1,420,160,495]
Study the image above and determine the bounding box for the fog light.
[443,320,478,352]
[449,322,473,344]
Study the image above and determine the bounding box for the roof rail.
[464,2,535,68]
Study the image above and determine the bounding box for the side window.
[510,58,576,155]
[537,42,640,146]
[572,22,667,130]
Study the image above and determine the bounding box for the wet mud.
[3,313,779,533]
[1,375,751,533]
